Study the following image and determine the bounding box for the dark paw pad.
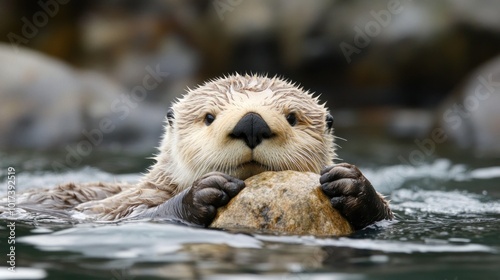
[320,163,392,230]
[185,172,245,226]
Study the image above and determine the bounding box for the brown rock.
[210,171,353,236]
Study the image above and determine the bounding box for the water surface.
[1,132,499,280]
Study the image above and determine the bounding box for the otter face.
[167,74,336,187]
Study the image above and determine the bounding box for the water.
[1,131,500,280]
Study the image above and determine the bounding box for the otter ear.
[166,108,175,126]
[326,113,334,130]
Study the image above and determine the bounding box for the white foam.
[19,223,263,259]
[468,166,500,180]
[0,166,140,195]
[362,159,467,193]
[0,267,46,279]
[255,235,495,254]
[391,189,500,215]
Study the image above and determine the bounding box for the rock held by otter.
[210,171,354,236]
[4,73,393,232]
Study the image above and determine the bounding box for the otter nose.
[230,112,272,149]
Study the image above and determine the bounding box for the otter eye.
[286,113,297,126]
[326,114,334,130]
[204,113,215,126]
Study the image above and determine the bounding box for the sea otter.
[10,74,392,230]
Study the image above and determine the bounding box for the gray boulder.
[0,44,165,153]
[436,55,500,156]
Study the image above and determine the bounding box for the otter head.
[161,74,335,189]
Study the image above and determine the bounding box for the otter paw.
[185,172,245,226]
[320,163,393,230]
[153,172,245,227]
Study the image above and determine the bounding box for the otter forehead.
[173,74,326,117]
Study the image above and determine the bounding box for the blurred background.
[1,0,500,172]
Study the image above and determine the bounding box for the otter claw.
[320,163,393,230]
